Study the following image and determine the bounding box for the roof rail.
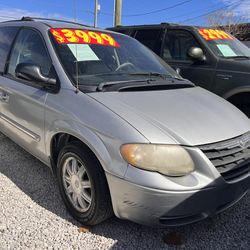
[21,16,33,21]
[20,16,93,28]
[160,22,180,26]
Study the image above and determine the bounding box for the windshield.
[50,28,179,88]
[197,28,250,58]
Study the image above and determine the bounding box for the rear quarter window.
[0,27,19,73]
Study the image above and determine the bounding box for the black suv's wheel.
[57,141,113,225]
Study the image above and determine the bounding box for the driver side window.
[163,30,200,61]
[7,28,53,79]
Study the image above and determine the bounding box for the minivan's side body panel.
[0,27,20,136]
[1,76,48,161]
[0,25,52,163]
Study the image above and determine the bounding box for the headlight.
[120,144,194,176]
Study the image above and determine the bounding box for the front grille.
[199,132,250,182]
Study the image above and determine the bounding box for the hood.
[88,87,250,146]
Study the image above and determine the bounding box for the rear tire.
[57,141,113,225]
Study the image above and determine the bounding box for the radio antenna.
[73,0,79,93]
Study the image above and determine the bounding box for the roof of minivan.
[0,17,113,34]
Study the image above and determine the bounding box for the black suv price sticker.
[198,29,235,41]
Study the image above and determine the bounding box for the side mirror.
[15,63,57,87]
[188,47,206,61]
[176,67,181,75]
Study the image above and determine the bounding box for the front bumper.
[106,170,250,227]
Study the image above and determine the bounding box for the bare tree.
[205,10,250,40]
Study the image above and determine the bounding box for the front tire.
[57,141,113,225]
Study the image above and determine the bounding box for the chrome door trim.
[0,113,40,142]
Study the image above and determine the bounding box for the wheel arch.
[47,129,113,176]
[223,87,250,117]
[223,86,250,100]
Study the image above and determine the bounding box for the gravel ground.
[0,132,249,250]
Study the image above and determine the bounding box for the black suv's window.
[8,28,52,79]
[0,27,19,73]
[163,30,200,61]
[134,29,163,54]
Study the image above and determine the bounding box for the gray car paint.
[0,20,249,226]
[88,87,250,146]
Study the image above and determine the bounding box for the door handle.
[0,92,9,103]
[216,74,232,80]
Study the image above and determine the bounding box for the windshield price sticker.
[198,29,235,41]
[50,28,120,47]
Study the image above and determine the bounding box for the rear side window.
[163,30,200,61]
[0,27,19,73]
[134,29,163,54]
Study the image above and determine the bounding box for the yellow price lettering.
[61,29,79,43]
[216,30,233,40]
[199,29,209,40]
[101,33,116,46]
[88,32,103,44]
[51,30,65,43]
[203,29,216,40]
[209,29,222,39]
[75,30,90,43]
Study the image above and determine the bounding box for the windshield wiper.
[128,72,172,79]
[94,72,127,77]
[97,78,194,92]
[128,72,184,81]
[225,56,250,59]
[96,79,153,91]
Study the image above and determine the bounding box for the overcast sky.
[0,0,249,27]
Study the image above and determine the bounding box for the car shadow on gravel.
[0,133,79,225]
[92,189,250,249]
[0,133,249,249]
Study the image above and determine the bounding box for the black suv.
[109,24,250,117]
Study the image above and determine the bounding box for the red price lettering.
[50,29,120,47]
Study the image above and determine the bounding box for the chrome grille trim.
[199,132,250,182]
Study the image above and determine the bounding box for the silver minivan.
[0,17,250,227]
